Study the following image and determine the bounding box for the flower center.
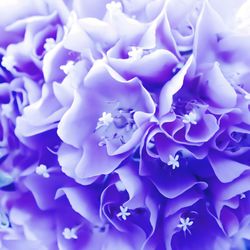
[95,106,137,147]
[35,164,50,178]
[182,110,198,125]
[35,164,58,178]
[97,112,114,128]
[128,47,144,60]
[117,205,131,220]
[44,38,56,52]
[177,216,194,235]
[62,222,84,240]
[167,154,180,170]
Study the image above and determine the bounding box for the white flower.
[1,55,16,71]
[177,217,194,234]
[44,38,56,52]
[62,227,78,240]
[60,60,75,75]
[167,154,180,170]
[97,112,114,128]
[183,110,198,125]
[35,164,50,178]
[117,206,131,220]
[128,47,144,60]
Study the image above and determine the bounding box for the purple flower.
[0,0,250,249]
[57,61,155,179]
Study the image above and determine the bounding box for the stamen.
[97,112,114,128]
[60,60,75,75]
[117,205,131,220]
[35,164,50,178]
[44,38,56,52]
[182,110,198,125]
[95,107,137,147]
[167,154,180,170]
[1,55,16,71]
[62,227,78,240]
[177,217,194,235]
[128,47,144,60]
[106,1,123,13]
[62,222,84,240]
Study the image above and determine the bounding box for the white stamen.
[60,60,75,75]
[128,47,144,60]
[35,164,50,178]
[117,205,131,220]
[44,38,56,52]
[106,1,123,13]
[177,217,193,234]
[167,154,180,170]
[115,181,126,192]
[62,222,85,240]
[62,227,78,240]
[183,110,198,125]
[1,55,16,71]
[97,112,114,128]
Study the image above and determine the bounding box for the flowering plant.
[0,0,250,249]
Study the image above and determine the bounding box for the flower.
[0,0,250,249]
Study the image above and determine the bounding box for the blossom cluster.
[0,0,250,249]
